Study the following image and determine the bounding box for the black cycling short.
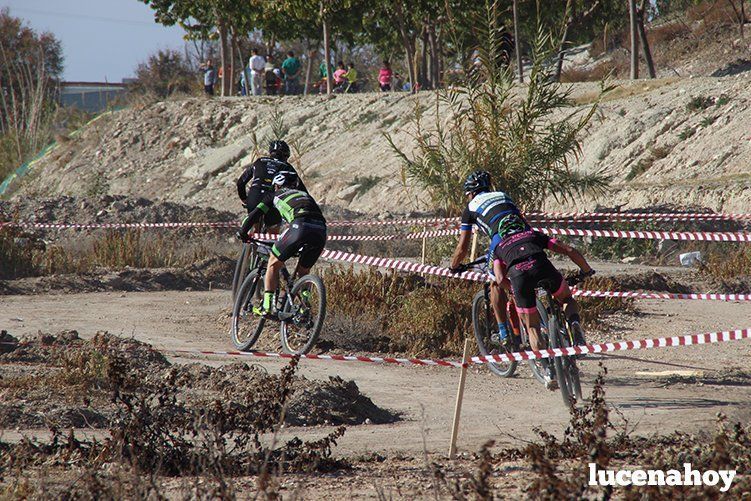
[508,255,566,312]
[272,219,327,268]
[246,186,282,228]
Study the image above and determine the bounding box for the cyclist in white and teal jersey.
[449,170,525,345]
[237,170,327,317]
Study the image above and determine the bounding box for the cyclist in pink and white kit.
[491,213,594,386]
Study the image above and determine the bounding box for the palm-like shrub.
[389,1,612,214]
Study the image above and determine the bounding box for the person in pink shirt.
[333,61,348,91]
[378,60,393,92]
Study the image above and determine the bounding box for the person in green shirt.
[344,62,358,93]
[281,51,301,95]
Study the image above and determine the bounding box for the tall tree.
[636,0,656,78]
[628,0,639,79]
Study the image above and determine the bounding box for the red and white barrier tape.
[471,328,751,365]
[6,219,751,242]
[167,327,751,368]
[320,249,751,302]
[534,226,751,242]
[527,211,751,222]
[0,221,236,230]
[170,348,466,368]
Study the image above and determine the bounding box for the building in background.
[59,80,130,112]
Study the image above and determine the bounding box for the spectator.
[281,51,301,95]
[200,60,216,96]
[378,60,393,92]
[344,62,358,93]
[248,48,266,96]
[333,61,347,92]
[393,71,405,91]
[265,57,282,95]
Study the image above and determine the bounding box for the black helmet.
[497,214,527,239]
[463,170,491,195]
[272,170,298,189]
[269,140,291,161]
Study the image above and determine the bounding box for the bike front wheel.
[471,290,517,378]
[547,313,575,409]
[231,270,266,351]
[280,274,326,355]
[232,243,252,303]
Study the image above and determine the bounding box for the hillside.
[5,74,751,215]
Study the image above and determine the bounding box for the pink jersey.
[379,68,393,85]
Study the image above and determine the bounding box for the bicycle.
[467,258,590,408]
[231,238,326,355]
[536,272,589,408]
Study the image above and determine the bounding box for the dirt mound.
[0,255,235,295]
[0,331,397,429]
[0,195,236,230]
[588,271,693,293]
[6,75,751,215]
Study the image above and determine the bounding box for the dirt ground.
[2,284,750,454]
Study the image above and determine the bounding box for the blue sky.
[4,0,188,82]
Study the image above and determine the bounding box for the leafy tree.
[130,49,198,97]
[388,1,612,214]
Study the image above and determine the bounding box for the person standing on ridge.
[249,48,266,96]
[281,51,301,95]
[200,60,216,96]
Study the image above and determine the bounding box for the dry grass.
[560,62,616,83]
[324,266,476,357]
[701,246,751,281]
[0,226,218,279]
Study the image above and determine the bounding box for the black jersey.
[236,157,307,202]
[460,190,520,237]
[492,229,555,268]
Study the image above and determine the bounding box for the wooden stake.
[469,231,479,261]
[420,225,428,265]
[449,338,471,459]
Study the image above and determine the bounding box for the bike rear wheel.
[280,274,326,355]
[231,270,266,351]
[471,290,517,378]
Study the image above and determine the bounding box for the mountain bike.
[231,238,326,355]
[536,272,589,409]
[467,258,589,408]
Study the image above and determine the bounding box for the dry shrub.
[0,226,216,278]
[647,21,691,45]
[323,266,475,357]
[560,62,616,83]
[686,1,739,27]
[576,276,636,326]
[0,224,38,279]
[0,352,350,497]
[700,246,751,281]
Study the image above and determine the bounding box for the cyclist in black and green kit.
[236,170,327,317]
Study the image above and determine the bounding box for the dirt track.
[2,287,750,458]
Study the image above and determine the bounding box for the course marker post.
[469,231,478,261]
[449,338,471,459]
[421,225,428,266]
